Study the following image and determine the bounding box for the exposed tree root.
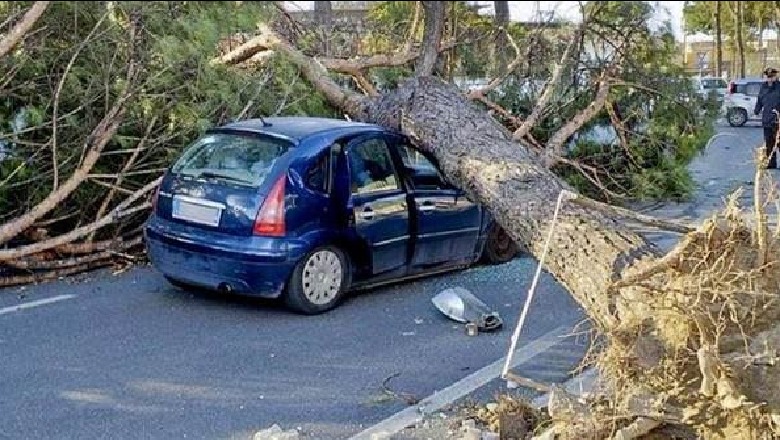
[536,158,780,439]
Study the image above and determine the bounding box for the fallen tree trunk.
[368,76,656,330]
[213,18,780,437]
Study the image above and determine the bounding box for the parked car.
[690,75,728,102]
[144,117,520,314]
[724,76,765,127]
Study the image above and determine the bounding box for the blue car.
[144,117,518,314]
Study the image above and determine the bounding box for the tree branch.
[543,71,615,168]
[211,24,368,119]
[0,94,130,246]
[414,1,445,77]
[0,178,159,261]
[0,1,50,59]
[513,26,583,140]
[215,35,457,75]
[467,28,530,99]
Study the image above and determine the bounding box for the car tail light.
[728,81,736,95]
[253,175,286,236]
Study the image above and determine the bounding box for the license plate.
[172,197,222,227]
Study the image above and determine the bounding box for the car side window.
[398,144,450,191]
[747,83,762,97]
[347,138,400,194]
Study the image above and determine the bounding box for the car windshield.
[171,132,291,187]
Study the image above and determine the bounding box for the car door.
[393,140,483,268]
[345,134,411,275]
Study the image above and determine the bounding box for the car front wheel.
[727,108,748,127]
[481,222,520,265]
[284,246,351,315]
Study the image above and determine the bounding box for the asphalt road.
[0,122,759,440]
[0,253,584,439]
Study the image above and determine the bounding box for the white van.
[724,76,765,127]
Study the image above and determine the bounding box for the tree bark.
[366,78,656,329]
[715,1,723,77]
[415,1,445,77]
[0,1,50,59]
[314,1,332,56]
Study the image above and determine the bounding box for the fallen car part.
[431,286,503,332]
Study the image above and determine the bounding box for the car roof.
[217,116,384,142]
[733,76,764,83]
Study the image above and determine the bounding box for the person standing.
[754,67,780,168]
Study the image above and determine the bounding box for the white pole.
[501,189,573,382]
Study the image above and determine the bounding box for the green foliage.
[0,1,334,238]
[495,1,716,203]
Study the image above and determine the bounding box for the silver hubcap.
[302,250,343,305]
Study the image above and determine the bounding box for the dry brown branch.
[213,34,457,75]
[0,16,141,246]
[4,236,142,271]
[89,178,136,196]
[211,23,368,119]
[0,95,130,246]
[544,74,614,168]
[513,26,582,140]
[51,10,109,191]
[556,157,628,201]
[55,236,138,255]
[352,72,380,97]
[0,177,159,261]
[605,100,639,167]
[0,259,115,288]
[466,28,528,100]
[755,147,770,266]
[88,115,158,242]
[0,1,50,59]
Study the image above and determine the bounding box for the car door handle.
[419,202,436,212]
[357,206,375,220]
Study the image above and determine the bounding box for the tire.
[727,108,748,127]
[481,222,520,265]
[284,245,351,315]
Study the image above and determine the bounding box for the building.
[679,31,780,79]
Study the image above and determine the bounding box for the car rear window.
[171,131,292,187]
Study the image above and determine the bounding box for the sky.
[283,1,687,40]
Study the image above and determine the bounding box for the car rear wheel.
[482,222,520,265]
[727,108,748,127]
[284,246,351,315]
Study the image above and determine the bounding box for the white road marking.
[348,324,571,440]
[0,294,77,316]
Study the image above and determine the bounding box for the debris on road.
[253,424,300,440]
[381,372,420,405]
[431,287,503,333]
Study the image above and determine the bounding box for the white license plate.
[172,197,222,227]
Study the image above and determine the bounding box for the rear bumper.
[143,218,295,298]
